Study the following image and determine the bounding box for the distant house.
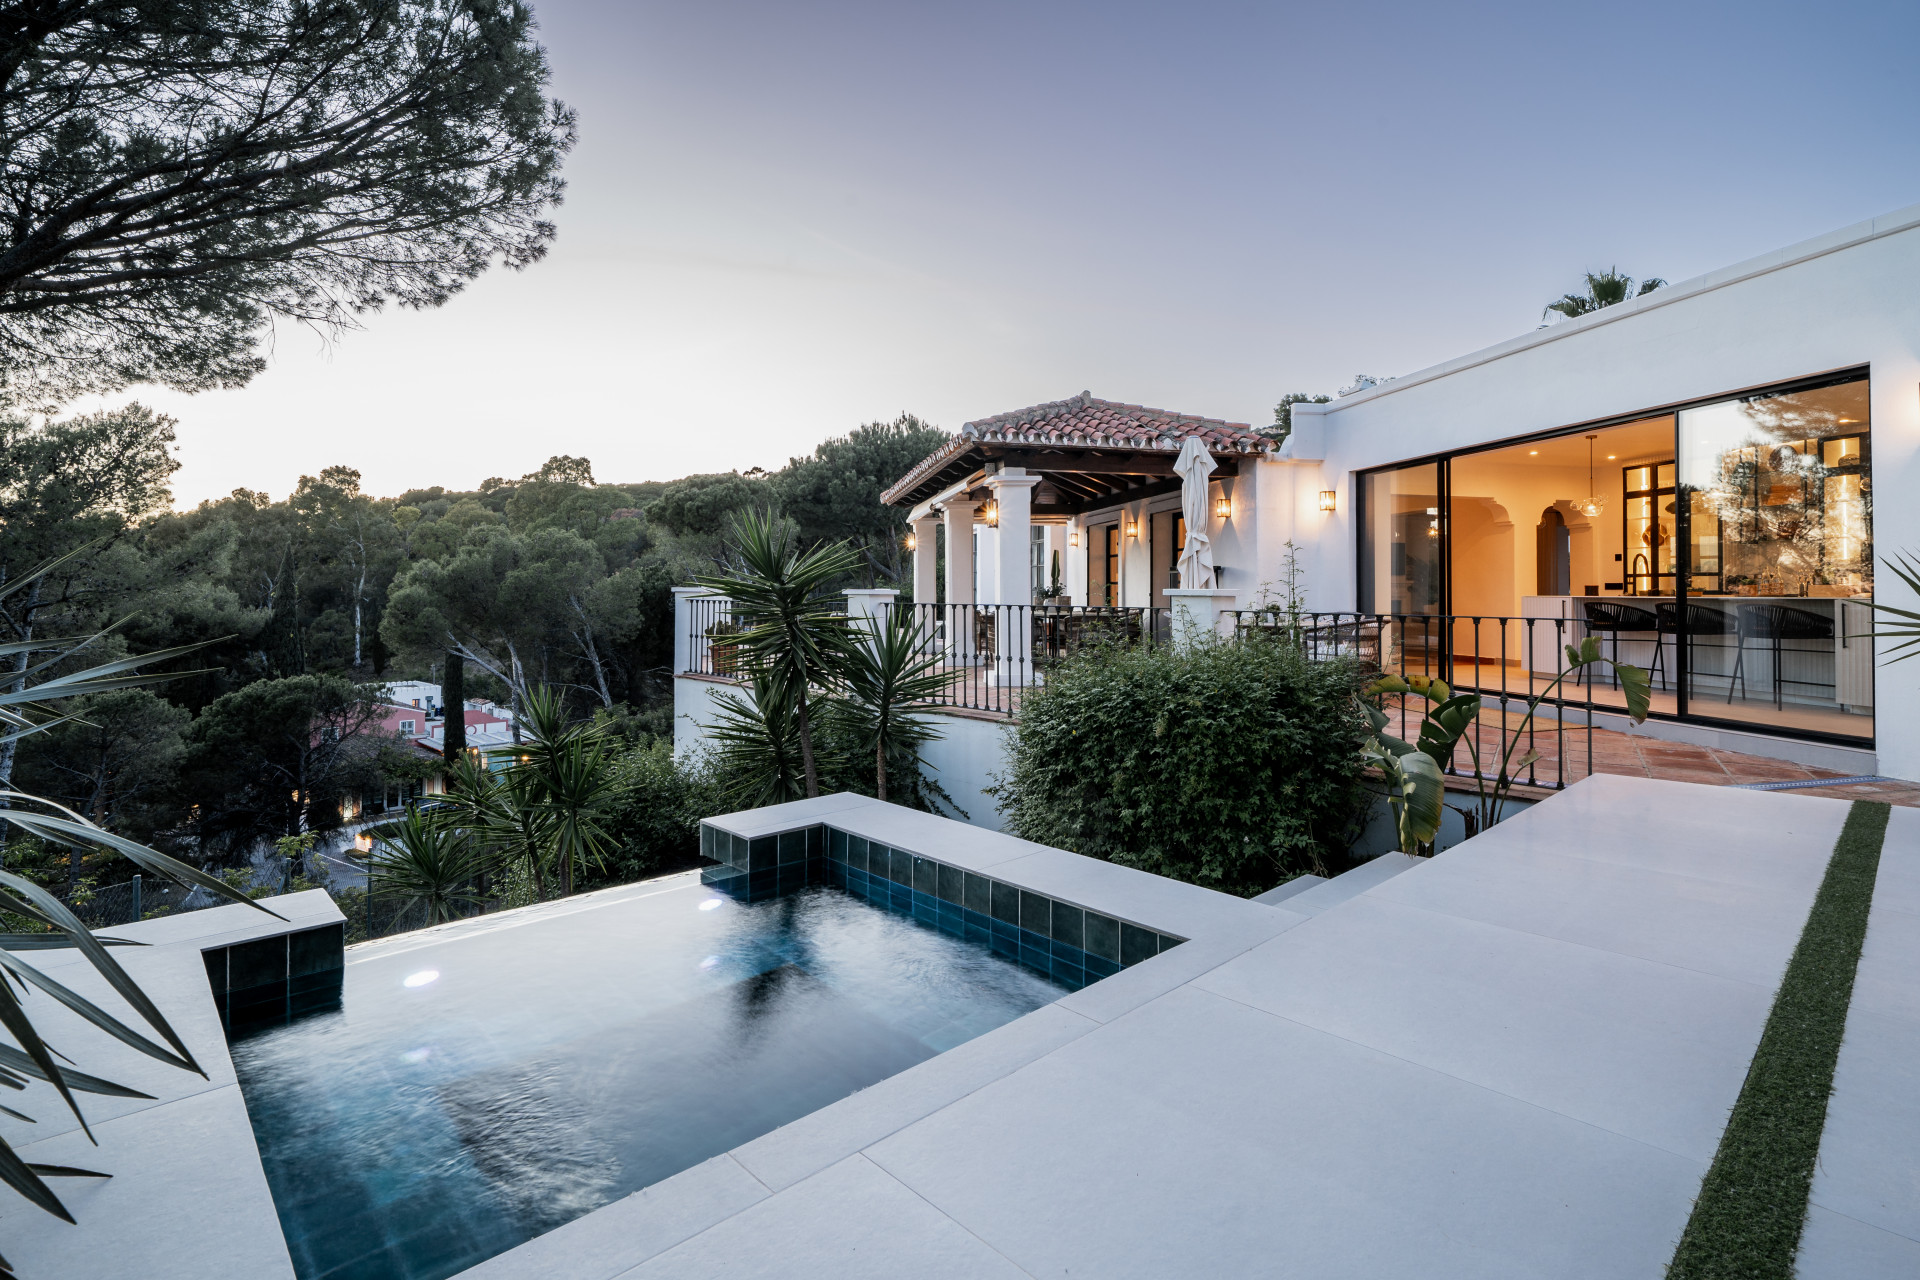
[383,680,442,717]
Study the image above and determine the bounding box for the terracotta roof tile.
[882,392,1269,505]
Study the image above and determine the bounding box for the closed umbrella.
[1173,437,1217,589]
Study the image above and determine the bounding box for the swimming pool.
[228,875,1065,1280]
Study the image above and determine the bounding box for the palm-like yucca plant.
[1864,550,1920,665]
[0,552,266,1270]
[436,689,615,900]
[1542,268,1667,321]
[836,605,951,804]
[510,687,614,897]
[367,807,486,926]
[695,510,860,798]
[707,667,813,809]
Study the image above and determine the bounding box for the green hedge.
[992,636,1370,896]
[586,738,724,888]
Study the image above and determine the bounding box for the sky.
[110,0,1920,507]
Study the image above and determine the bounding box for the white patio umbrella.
[1173,436,1217,589]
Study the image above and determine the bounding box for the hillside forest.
[0,404,949,877]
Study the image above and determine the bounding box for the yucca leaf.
[0,1133,72,1223]
[0,1105,31,1123]
[0,871,206,1081]
[0,934,140,950]
[0,1045,153,1099]
[26,1164,108,1179]
[0,804,280,921]
[0,976,89,1141]
[0,951,194,1073]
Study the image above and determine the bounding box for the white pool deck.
[3,775,1915,1278]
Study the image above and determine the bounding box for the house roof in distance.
[882,392,1270,512]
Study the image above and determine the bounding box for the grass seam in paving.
[1666,799,1892,1279]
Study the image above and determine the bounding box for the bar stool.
[1736,605,1836,709]
[1657,601,1743,703]
[1579,601,1663,689]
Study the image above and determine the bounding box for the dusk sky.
[128,0,1920,506]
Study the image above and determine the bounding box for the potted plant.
[706,618,745,675]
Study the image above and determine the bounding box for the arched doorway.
[1536,507,1570,596]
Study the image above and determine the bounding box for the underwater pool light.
[403,970,440,988]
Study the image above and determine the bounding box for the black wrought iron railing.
[684,594,740,677]
[1231,610,1624,791]
[901,603,1171,715]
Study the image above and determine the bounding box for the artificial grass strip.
[1666,800,1892,1279]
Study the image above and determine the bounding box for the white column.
[911,515,939,605]
[1165,589,1240,651]
[943,499,977,664]
[844,589,898,653]
[987,471,1039,684]
[943,500,976,604]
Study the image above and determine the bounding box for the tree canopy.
[0,0,576,410]
[1542,268,1666,322]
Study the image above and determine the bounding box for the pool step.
[1264,853,1423,917]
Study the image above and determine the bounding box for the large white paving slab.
[1192,895,1776,1161]
[0,946,236,1148]
[0,1084,294,1280]
[1367,836,1820,987]
[1808,842,1920,1246]
[1474,774,1849,895]
[1795,1206,1920,1279]
[615,1154,1028,1280]
[865,985,1702,1280]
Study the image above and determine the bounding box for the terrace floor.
[457,776,1918,1278]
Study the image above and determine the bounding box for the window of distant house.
[400,720,416,733]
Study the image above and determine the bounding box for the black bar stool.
[1736,605,1836,709]
[1579,601,1664,689]
[1657,601,1743,703]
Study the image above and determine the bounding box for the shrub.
[589,739,724,887]
[992,636,1369,895]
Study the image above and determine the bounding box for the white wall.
[675,676,1013,831]
[1283,207,1920,778]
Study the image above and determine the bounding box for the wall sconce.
[1125,516,1139,539]
[1069,529,1079,547]
[904,531,917,551]
[1318,490,1337,513]
[1214,494,1232,521]
[981,499,999,527]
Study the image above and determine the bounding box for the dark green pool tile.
[1119,922,1157,968]
[1049,902,1084,949]
[936,863,963,905]
[990,880,1020,925]
[1019,890,1050,935]
[913,857,937,896]
[1083,912,1120,962]
[963,872,991,914]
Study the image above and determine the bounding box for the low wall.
[674,676,1012,832]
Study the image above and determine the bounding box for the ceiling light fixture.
[1575,434,1607,519]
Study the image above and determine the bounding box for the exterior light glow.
[1069,529,1079,547]
[1214,494,1231,520]
[904,532,916,551]
[981,499,999,527]
[1318,490,1337,513]
[1125,517,1139,539]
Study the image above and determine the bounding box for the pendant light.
[1575,435,1607,518]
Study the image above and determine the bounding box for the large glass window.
[1353,371,1872,745]
[1677,376,1873,734]
[1359,463,1442,616]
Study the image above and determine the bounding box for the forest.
[0,404,948,878]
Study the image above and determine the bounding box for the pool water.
[229,876,1065,1280]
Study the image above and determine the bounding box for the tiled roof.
[881,392,1269,505]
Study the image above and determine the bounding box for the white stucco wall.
[675,676,1013,832]
[1276,205,1920,778]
